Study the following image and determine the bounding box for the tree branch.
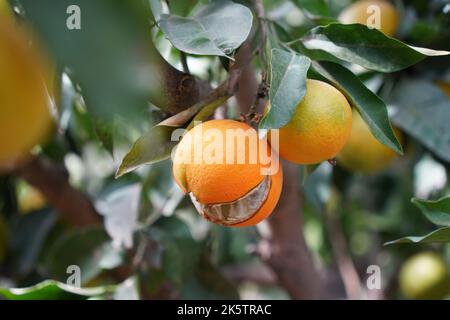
[261,161,323,299]
[159,68,242,128]
[13,156,134,282]
[325,209,362,299]
[149,43,211,115]
[235,42,259,114]
[14,156,102,227]
[254,0,268,71]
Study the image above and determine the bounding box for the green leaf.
[9,210,56,277]
[312,61,403,154]
[187,95,231,130]
[94,118,114,155]
[149,0,163,22]
[0,280,109,300]
[116,125,179,178]
[389,79,450,162]
[301,24,449,72]
[96,184,142,249]
[151,217,202,287]
[259,48,311,129]
[46,228,123,285]
[292,0,331,18]
[412,197,450,227]
[385,227,450,245]
[20,0,155,120]
[168,0,198,16]
[113,276,140,300]
[159,1,253,57]
[180,256,239,299]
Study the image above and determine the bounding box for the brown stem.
[254,0,268,70]
[159,68,242,128]
[261,161,322,299]
[149,43,211,114]
[250,1,270,117]
[234,42,258,114]
[14,156,102,227]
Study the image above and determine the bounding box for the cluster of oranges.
[172,0,407,227]
[1,0,448,229]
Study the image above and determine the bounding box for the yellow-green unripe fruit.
[337,110,402,174]
[0,0,13,18]
[399,252,450,300]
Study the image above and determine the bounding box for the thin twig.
[14,156,101,227]
[250,0,270,118]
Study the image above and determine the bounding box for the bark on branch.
[14,156,102,227]
[149,43,211,114]
[262,161,323,299]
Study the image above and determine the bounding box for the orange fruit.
[337,110,402,174]
[0,18,52,171]
[172,119,283,227]
[268,79,352,165]
[399,252,450,300]
[338,0,399,37]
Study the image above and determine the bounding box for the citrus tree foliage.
[1,0,450,300]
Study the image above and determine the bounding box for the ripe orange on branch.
[172,120,283,227]
[268,79,352,165]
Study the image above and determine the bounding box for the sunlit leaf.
[46,228,123,285]
[259,48,311,129]
[0,280,110,300]
[292,0,333,21]
[9,210,56,276]
[389,79,450,162]
[96,184,142,249]
[312,61,403,154]
[116,125,179,178]
[302,24,449,72]
[159,1,253,57]
[412,196,450,227]
[386,227,450,245]
[113,276,140,300]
